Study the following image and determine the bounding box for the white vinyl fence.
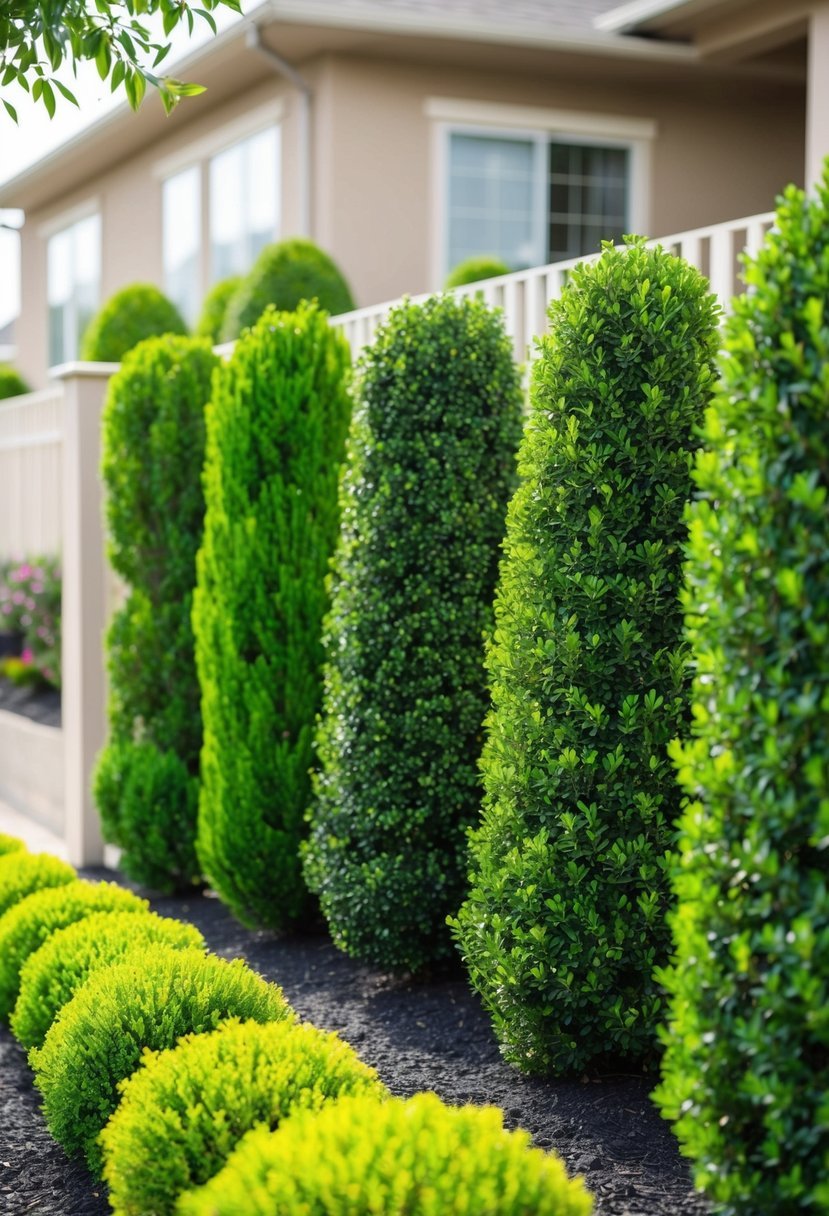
[0,386,64,558]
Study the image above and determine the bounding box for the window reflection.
[163,165,201,327]
[210,126,279,281]
[47,213,100,366]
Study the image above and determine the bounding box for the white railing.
[0,386,64,559]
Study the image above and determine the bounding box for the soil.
[0,870,710,1216]
[0,678,61,729]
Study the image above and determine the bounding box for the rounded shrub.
[194,302,351,929]
[0,878,148,1021]
[0,833,26,857]
[81,283,188,362]
[451,239,720,1074]
[32,946,292,1174]
[445,254,510,288]
[195,276,242,344]
[653,178,829,1212]
[0,852,75,919]
[0,364,30,399]
[12,910,205,1050]
[221,238,355,341]
[102,1018,386,1216]
[303,294,523,972]
[94,335,219,891]
[178,1092,594,1216]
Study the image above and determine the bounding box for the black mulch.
[0,869,710,1216]
[0,678,61,729]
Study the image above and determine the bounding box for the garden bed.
[1,869,709,1216]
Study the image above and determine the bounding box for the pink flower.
[21,648,33,664]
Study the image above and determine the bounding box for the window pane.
[210,126,279,282]
[548,142,629,262]
[47,213,100,365]
[163,166,202,326]
[447,133,537,273]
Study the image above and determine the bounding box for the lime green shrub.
[221,238,355,341]
[0,852,75,919]
[0,364,29,399]
[195,276,242,343]
[194,302,351,929]
[94,335,218,891]
[653,178,829,1212]
[81,283,188,362]
[304,294,523,972]
[445,255,510,288]
[0,833,25,857]
[0,879,147,1021]
[12,910,205,1049]
[102,1018,386,1216]
[32,946,292,1174]
[452,239,720,1074]
[178,1092,594,1216]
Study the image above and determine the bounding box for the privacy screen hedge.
[654,179,829,1212]
[95,335,218,891]
[194,302,351,929]
[304,294,523,972]
[452,239,720,1073]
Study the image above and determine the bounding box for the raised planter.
[0,708,63,837]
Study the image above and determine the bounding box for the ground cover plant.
[0,852,75,919]
[445,254,510,287]
[452,239,720,1074]
[195,275,242,343]
[95,335,218,891]
[81,283,188,362]
[194,302,351,930]
[654,177,829,1212]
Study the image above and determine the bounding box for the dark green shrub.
[32,946,292,1174]
[0,852,75,919]
[304,294,523,972]
[0,364,29,399]
[94,335,218,891]
[194,302,351,929]
[221,238,355,341]
[0,878,147,1021]
[653,179,829,1212]
[178,1092,594,1216]
[0,833,25,857]
[445,255,510,288]
[12,910,205,1049]
[102,1018,386,1216]
[195,276,242,343]
[81,283,188,362]
[451,239,720,1074]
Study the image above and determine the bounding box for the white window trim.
[152,98,285,181]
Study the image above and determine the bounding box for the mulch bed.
[0,869,709,1216]
[0,678,61,729]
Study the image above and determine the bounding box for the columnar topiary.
[0,852,75,919]
[452,239,720,1074]
[195,276,242,344]
[81,283,188,362]
[304,294,523,972]
[94,335,218,891]
[653,178,829,1212]
[194,302,351,929]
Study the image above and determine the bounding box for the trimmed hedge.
[0,365,29,399]
[178,1092,594,1216]
[445,255,510,288]
[304,293,523,972]
[102,1018,387,1216]
[452,239,720,1073]
[0,833,25,857]
[221,238,355,341]
[0,852,75,920]
[0,879,147,1021]
[80,283,188,362]
[32,947,292,1174]
[195,276,242,344]
[653,178,829,1212]
[12,910,205,1050]
[94,335,219,891]
[194,302,351,929]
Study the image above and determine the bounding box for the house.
[0,0,823,389]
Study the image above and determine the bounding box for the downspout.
[246,25,313,238]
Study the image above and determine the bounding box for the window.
[163,165,201,327]
[209,126,279,281]
[47,212,100,366]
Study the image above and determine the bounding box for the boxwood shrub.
[194,302,351,929]
[12,910,205,1050]
[32,947,292,1174]
[102,1018,386,1216]
[445,254,510,288]
[451,238,720,1073]
[0,365,29,399]
[94,335,218,891]
[0,879,147,1020]
[81,283,188,362]
[0,833,25,856]
[195,275,242,344]
[178,1092,594,1216]
[653,179,829,1212]
[0,852,75,919]
[303,293,523,972]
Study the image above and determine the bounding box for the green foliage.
[32,946,292,1175]
[0,878,147,1021]
[653,178,829,1212]
[12,910,205,1050]
[81,284,188,363]
[194,302,351,929]
[178,1092,594,1216]
[452,239,720,1074]
[195,276,242,343]
[445,255,510,288]
[304,294,523,972]
[102,1018,386,1216]
[221,239,355,341]
[0,852,75,919]
[94,335,218,890]
[0,833,25,857]
[0,364,29,399]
